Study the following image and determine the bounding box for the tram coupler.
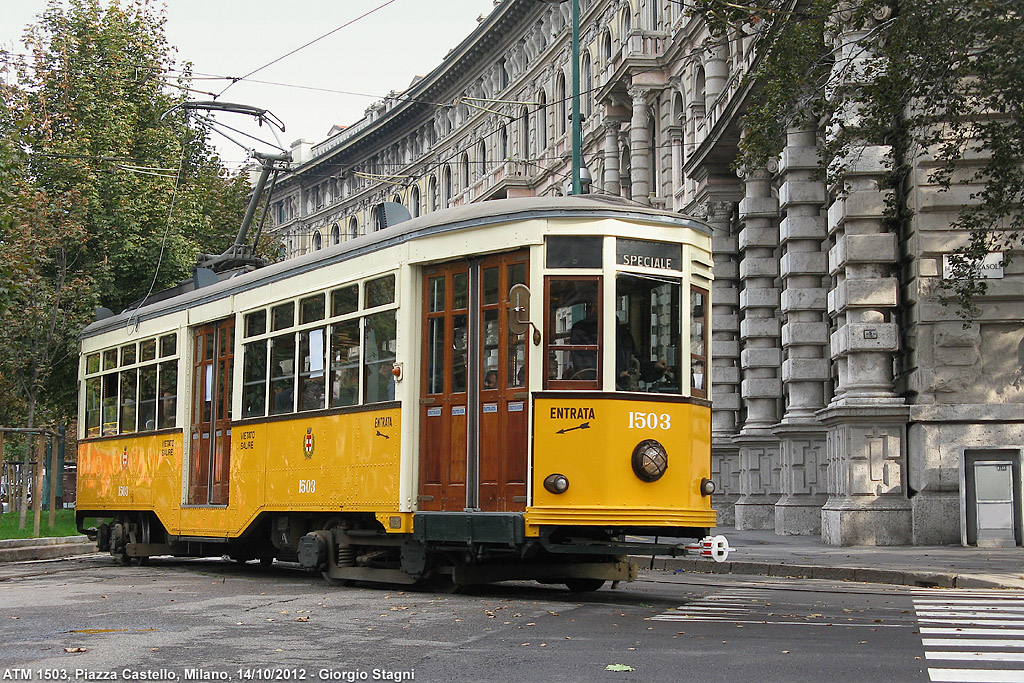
[684,535,733,562]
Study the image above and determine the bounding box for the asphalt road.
[1,555,1020,682]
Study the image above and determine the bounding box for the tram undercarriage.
[83,511,716,591]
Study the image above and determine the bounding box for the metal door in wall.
[188,318,234,505]
[418,250,529,512]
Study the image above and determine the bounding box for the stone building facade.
[263,0,1024,546]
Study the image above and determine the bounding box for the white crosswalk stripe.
[914,589,1024,682]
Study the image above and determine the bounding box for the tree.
[0,0,250,425]
[689,0,1024,320]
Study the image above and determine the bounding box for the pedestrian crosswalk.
[650,587,770,623]
[914,588,1024,682]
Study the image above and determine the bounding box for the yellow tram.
[76,195,718,589]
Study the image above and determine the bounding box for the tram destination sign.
[617,238,681,271]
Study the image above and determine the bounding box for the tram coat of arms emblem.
[303,428,314,459]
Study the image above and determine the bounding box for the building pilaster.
[707,200,741,526]
[819,9,911,545]
[733,164,782,530]
[774,122,830,535]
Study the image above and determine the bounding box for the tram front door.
[188,318,234,505]
[419,250,529,512]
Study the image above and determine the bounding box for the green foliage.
[0,508,80,539]
[689,0,1024,321]
[0,0,249,425]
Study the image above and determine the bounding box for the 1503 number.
[627,412,671,430]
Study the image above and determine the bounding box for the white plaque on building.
[942,252,1004,279]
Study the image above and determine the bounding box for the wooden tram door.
[419,250,529,512]
[189,318,234,505]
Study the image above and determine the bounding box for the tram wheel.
[259,556,275,568]
[564,578,605,592]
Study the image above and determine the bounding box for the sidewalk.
[642,528,1024,590]
[0,535,95,563]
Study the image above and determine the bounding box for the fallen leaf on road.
[64,647,87,653]
[605,664,634,672]
[294,617,309,622]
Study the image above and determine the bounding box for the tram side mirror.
[509,284,541,346]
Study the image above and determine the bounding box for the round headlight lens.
[543,473,570,494]
[700,477,716,496]
[631,439,668,482]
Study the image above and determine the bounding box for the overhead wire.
[215,0,399,99]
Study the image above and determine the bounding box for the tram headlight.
[700,477,716,496]
[631,439,668,482]
[543,473,570,494]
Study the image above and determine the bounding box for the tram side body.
[76,201,716,586]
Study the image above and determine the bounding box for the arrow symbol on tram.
[376,430,390,439]
[556,422,591,434]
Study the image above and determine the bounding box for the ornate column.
[703,43,728,113]
[733,163,782,530]
[819,6,911,545]
[602,118,623,196]
[773,121,830,535]
[628,86,651,204]
[708,200,742,526]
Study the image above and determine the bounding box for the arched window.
[556,72,567,136]
[520,105,530,160]
[428,174,438,211]
[477,139,487,176]
[411,185,421,217]
[649,0,659,30]
[461,152,470,189]
[330,222,340,245]
[497,58,509,91]
[499,125,508,161]
[392,193,402,205]
[582,52,593,118]
[537,89,547,152]
[695,66,707,111]
[312,230,323,251]
[602,30,612,62]
[622,8,631,35]
[348,217,358,240]
[372,204,386,232]
[648,108,659,194]
[443,165,453,207]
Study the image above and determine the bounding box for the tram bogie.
[77,196,720,589]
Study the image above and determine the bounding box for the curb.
[632,555,1021,590]
[0,536,96,563]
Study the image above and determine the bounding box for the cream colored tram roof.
[81,195,710,340]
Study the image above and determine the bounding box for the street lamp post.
[542,0,583,195]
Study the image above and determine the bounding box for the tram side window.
[85,377,101,438]
[614,274,680,394]
[158,361,178,428]
[139,364,157,430]
[270,333,296,415]
[242,340,268,418]
[330,319,360,408]
[102,372,118,435]
[364,311,396,403]
[119,369,138,434]
[690,285,709,398]
[546,278,600,387]
[365,274,396,308]
[299,327,327,411]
